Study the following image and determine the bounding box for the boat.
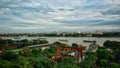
[83,40,96,43]
[37,37,47,40]
[58,39,68,42]
[14,37,21,39]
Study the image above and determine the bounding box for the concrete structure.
[52,45,86,63]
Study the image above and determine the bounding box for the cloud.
[0,0,120,32]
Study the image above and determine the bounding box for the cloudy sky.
[0,0,120,33]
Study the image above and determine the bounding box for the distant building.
[56,32,61,36]
[62,33,66,37]
[94,30,103,35]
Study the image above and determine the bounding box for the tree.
[30,58,57,68]
[103,40,120,50]
[16,57,32,68]
[31,48,42,57]
[1,51,18,61]
[96,48,114,61]
[99,59,108,67]
[72,43,78,47]
[24,41,33,46]
[58,57,78,68]
[80,52,97,68]
[0,59,21,68]
[39,40,48,44]
[48,45,56,54]
[109,62,120,68]
[80,60,94,68]
[19,48,33,57]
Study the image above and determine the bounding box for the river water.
[4,37,120,46]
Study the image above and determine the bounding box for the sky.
[0,0,120,33]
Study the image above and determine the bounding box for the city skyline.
[0,0,120,33]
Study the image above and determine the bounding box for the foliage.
[103,40,120,50]
[96,48,114,61]
[96,45,120,68]
[0,39,49,50]
[48,45,56,54]
[54,41,69,47]
[15,56,33,68]
[31,48,42,57]
[58,57,78,68]
[72,43,78,47]
[19,48,33,57]
[80,52,98,68]
[0,41,120,68]
[33,39,48,45]
[0,59,21,68]
[1,51,19,61]
[29,58,57,68]
[109,62,120,68]
[99,59,108,67]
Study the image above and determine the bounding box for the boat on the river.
[83,40,96,43]
[58,39,68,42]
[14,37,21,39]
[37,37,46,40]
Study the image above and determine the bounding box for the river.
[3,37,120,46]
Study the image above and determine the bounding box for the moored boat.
[83,40,96,43]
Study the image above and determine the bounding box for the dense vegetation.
[0,40,120,68]
[0,39,48,50]
[103,40,120,50]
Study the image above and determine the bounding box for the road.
[3,43,53,53]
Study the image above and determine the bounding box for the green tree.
[31,48,42,57]
[80,52,97,68]
[48,45,56,54]
[80,60,94,68]
[99,59,108,67]
[58,57,78,68]
[72,43,78,47]
[19,48,33,57]
[103,40,120,50]
[39,40,48,44]
[96,48,114,61]
[30,58,57,68]
[109,62,120,68]
[16,57,33,68]
[1,51,18,61]
[0,60,21,68]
